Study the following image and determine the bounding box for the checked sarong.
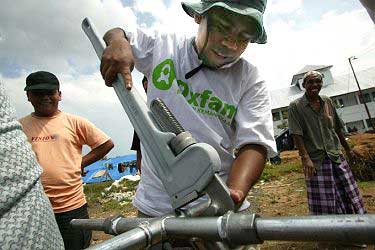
[305,155,366,215]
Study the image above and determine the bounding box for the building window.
[360,93,371,103]
[282,110,288,120]
[346,120,365,132]
[336,98,344,108]
[277,121,288,130]
[366,118,375,129]
[272,112,281,121]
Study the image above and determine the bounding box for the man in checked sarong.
[288,71,366,215]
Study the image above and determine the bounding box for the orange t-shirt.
[19,111,110,213]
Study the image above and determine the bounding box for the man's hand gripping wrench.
[82,18,234,216]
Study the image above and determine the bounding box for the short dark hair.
[302,71,323,88]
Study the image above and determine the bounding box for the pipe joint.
[221,212,263,245]
[138,219,165,248]
[103,215,124,235]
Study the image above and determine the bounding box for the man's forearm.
[227,144,267,203]
[81,139,114,169]
[292,135,309,159]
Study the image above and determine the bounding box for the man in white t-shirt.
[100,0,277,217]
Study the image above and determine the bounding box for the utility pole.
[348,56,375,131]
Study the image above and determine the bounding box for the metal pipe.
[74,213,375,249]
[158,214,375,245]
[87,219,164,250]
[256,214,375,243]
[71,217,155,235]
[163,212,261,245]
[164,217,221,241]
[71,219,105,231]
[114,218,156,233]
[87,228,148,250]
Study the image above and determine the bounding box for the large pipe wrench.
[82,18,234,215]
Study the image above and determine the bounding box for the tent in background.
[82,154,137,184]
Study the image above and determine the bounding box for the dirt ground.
[248,172,375,249]
[87,133,375,249]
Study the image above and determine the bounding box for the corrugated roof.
[270,66,375,110]
[291,65,333,86]
[295,65,332,75]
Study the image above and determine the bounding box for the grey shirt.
[288,94,344,167]
[0,82,64,249]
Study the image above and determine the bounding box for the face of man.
[27,90,61,117]
[195,8,258,68]
[304,75,323,99]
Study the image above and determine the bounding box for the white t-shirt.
[126,28,277,216]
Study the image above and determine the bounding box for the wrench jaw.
[202,174,235,216]
[196,173,235,216]
[178,173,235,217]
[163,136,234,216]
[167,142,220,210]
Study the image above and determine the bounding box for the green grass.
[357,181,375,188]
[84,181,113,203]
[261,163,302,182]
[84,181,113,195]
[101,199,132,212]
[84,179,140,215]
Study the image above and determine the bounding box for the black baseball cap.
[24,71,60,91]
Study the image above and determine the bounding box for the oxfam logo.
[151,59,237,125]
[152,59,176,90]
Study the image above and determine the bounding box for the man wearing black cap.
[100,0,277,222]
[19,71,114,250]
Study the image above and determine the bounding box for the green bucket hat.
[181,0,267,44]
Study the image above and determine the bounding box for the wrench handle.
[81,17,176,175]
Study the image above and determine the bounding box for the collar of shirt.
[302,94,326,108]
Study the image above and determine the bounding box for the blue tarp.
[82,154,137,184]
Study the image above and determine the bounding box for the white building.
[270,65,375,136]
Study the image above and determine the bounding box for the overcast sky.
[1,0,374,157]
